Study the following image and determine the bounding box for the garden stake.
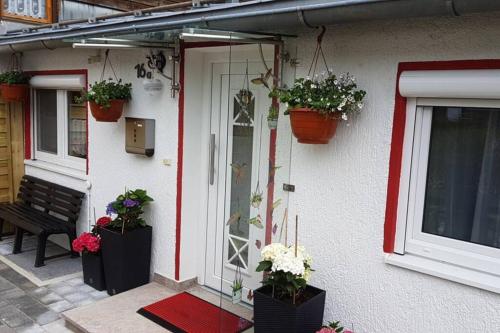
[293,215,298,304]
[279,208,288,245]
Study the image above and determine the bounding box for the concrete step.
[62,282,254,333]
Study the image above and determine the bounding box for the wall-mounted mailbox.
[125,117,155,157]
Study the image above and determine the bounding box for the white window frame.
[32,88,86,172]
[387,97,500,293]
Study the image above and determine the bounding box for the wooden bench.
[0,175,85,267]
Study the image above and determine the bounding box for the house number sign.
[134,51,167,79]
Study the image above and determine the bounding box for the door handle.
[209,134,215,185]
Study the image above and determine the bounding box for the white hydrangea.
[271,251,305,276]
[261,243,312,278]
[261,243,287,262]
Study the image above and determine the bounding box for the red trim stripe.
[264,44,280,245]
[383,59,500,253]
[175,43,186,281]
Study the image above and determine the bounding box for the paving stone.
[7,296,35,310]
[16,281,36,293]
[64,278,83,287]
[89,290,108,300]
[41,319,76,333]
[72,298,93,308]
[0,306,33,328]
[47,301,74,314]
[0,271,30,289]
[16,302,55,326]
[76,284,95,293]
[0,289,26,302]
[0,278,16,293]
[0,327,14,333]
[32,310,59,326]
[62,293,89,304]
[47,284,73,297]
[13,323,44,333]
[38,293,63,306]
[25,289,48,301]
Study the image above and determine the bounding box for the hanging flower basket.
[80,50,132,123]
[89,100,126,122]
[0,84,29,102]
[289,108,340,144]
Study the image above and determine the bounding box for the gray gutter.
[1,0,500,48]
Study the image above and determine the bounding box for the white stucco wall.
[276,13,500,333]
[20,48,178,279]
[6,10,500,332]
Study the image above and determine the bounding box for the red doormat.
[137,292,253,333]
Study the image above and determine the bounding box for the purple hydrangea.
[123,198,139,208]
[106,202,117,215]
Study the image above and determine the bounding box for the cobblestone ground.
[0,261,108,332]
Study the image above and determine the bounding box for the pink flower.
[316,328,336,333]
[72,237,84,252]
[96,216,112,228]
[72,232,101,253]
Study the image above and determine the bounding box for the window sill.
[24,159,87,181]
[385,253,500,294]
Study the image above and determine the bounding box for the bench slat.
[18,187,81,215]
[0,204,75,234]
[18,192,79,222]
[20,180,83,205]
[23,175,85,198]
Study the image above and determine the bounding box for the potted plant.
[0,71,30,102]
[72,217,111,291]
[277,72,366,144]
[254,243,325,333]
[267,105,279,130]
[100,189,153,295]
[80,79,132,122]
[317,321,354,333]
[231,277,243,304]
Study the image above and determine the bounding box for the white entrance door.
[205,59,271,302]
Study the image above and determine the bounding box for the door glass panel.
[228,91,255,269]
[67,91,87,159]
[422,107,500,248]
[36,89,57,154]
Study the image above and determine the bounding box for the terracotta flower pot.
[89,99,126,122]
[0,84,28,102]
[289,107,340,144]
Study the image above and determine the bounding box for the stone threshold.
[62,282,254,333]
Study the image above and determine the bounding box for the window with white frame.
[390,69,500,292]
[32,82,87,171]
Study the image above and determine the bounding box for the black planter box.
[82,252,106,291]
[100,226,152,296]
[254,285,326,333]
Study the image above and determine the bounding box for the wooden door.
[0,100,25,236]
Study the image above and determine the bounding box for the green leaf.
[256,261,272,272]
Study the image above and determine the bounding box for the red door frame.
[23,69,89,174]
[383,59,500,253]
[175,42,280,280]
